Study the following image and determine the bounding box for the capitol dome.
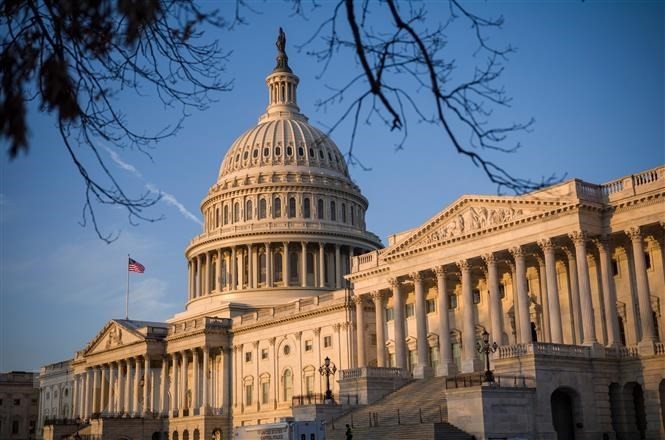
[184,32,382,309]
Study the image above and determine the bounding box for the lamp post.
[318,356,337,402]
[477,329,498,383]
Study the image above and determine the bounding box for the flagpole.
[126,253,130,320]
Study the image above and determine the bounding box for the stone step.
[325,422,473,440]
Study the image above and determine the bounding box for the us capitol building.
[37,34,664,440]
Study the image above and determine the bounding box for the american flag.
[128,258,145,273]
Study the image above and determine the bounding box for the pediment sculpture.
[105,326,123,348]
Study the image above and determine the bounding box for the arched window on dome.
[259,252,267,284]
[303,198,311,218]
[259,199,267,219]
[274,253,283,283]
[246,200,253,221]
[309,147,314,157]
[244,253,249,287]
[317,199,324,220]
[234,202,240,223]
[350,205,355,225]
[223,205,229,225]
[341,203,347,223]
[273,198,282,218]
[330,201,336,221]
[215,207,220,228]
[288,197,296,219]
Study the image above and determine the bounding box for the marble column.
[371,291,387,367]
[133,357,141,415]
[412,271,432,378]
[231,246,237,290]
[335,244,342,288]
[540,239,563,343]
[354,294,366,367]
[124,359,133,414]
[72,375,79,418]
[193,349,200,410]
[301,242,307,287]
[510,247,532,344]
[570,231,598,345]
[536,256,551,342]
[160,357,168,415]
[283,242,289,286]
[171,353,179,412]
[100,365,108,414]
[319,243,326,288]
[390,278,407,369]
[266,243,273,288]
[109,363,117,414]
[483,254,504,346]
[627,227,656,346]
[203,253,209,295]
[92,367,101,414]
[563,248,583,344]
[458,260,480,372]
[117,362,125,414]
[181,351,188,411]
[202,348,209,413]
[143,356,150,414]
[594,237,621,347]
[435,267,455,376]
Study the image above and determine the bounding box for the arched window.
[282,369,293,401]
[274,253,283,282]
[233,202,240,222]
[245,200,253,220]
[223,205,229,225]
[303,198,311,218]
[330,201,336,221]
[341,203,347,223]
[215,208,220,228]
[288,197,296,218]
[259,199,267,219]
[317,199,324,219]
[273,197,282,218]
[350,206,355,225]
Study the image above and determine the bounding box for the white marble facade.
[41,39,665,440]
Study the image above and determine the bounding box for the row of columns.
[71,356,150,419]
[188,242,357,299]
[354,227,658,378]
[71,347,231,420]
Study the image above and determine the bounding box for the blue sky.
[1,1,663,372]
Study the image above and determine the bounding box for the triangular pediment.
[83,320,145,356]
[383,194,574,258]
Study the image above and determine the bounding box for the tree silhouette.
[1,0,558,242]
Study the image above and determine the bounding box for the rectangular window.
[305,340,313,352]
[405,303,415,318]
[499,284,506,299]
[449,294,458,309]
[305,375,315,395]
[473,289,481,304]
[13,399,20,406]
[426,298,436,314]
[245,352,252,362]
[12,420,19,434]
[429,346,439,370]
[611,259,619,276]
[323,335,332,348]
[385,307,394,321]
[645,252,652,270]
[261,348,269,360]
[261,382,270,404]
[245,384,253,406]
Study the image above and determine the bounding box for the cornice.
[231,302,348,335]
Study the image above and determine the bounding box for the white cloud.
[127,277,177,321]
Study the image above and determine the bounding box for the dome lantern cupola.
[260,27,304,123]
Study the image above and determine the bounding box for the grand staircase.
[325,376,472,440]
